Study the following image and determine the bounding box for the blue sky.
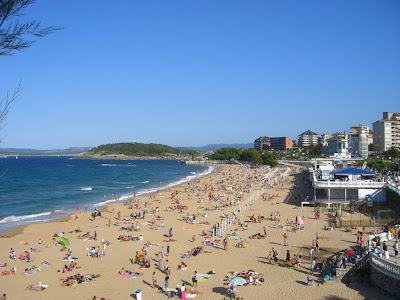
[1,0,399,149]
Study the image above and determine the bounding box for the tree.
[210,148,242,160]
[239,149,263,165]
[383,147,399,160]
[0,0,61,139]
[261,151,278,167]
[0,82,20,142]
[0,0,61,56]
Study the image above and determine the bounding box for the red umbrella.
[346,249,354,256]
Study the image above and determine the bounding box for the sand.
[0,164,390,300]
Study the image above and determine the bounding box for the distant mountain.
[0,147,93,155]
[178,143,254,152]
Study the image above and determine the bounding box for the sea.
[0,156,213,232]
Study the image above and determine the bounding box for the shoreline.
[0,164,219,237]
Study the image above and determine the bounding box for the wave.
[190,172,196,175]
[0,211,52,224]
[140,181,150,184]
[81,187,92,191]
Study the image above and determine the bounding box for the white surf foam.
[0,211,52,224]
[81,187,93,191]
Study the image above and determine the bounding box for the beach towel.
[197,273,212,282]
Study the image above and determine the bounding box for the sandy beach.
[0,164,391,300]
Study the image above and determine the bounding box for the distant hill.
[178,143,254,152]
[0,147,92,155]
[83,142,200,159]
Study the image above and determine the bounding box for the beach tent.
[297,216,304,225]
[229,277,247,286]
[59,237,70,246]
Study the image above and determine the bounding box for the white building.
[373,112,400,153]
[309,158,386,207]
[350,125,370,158]
[323,132,351,158]
[296,130,321,147]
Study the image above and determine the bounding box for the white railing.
[387,181,400,195]
[369,252,400,280]
[313,180,386,189]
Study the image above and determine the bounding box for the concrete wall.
[370,268,400,297]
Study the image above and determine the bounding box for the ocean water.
[0,156,212,232]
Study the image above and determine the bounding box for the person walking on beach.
[310,257,316,275]
[180,284,186,299]
[286,249,291,262]
[310,247,315,259]
[315,238,320,252]
[164,275,169,292]
[283,233,288,246]
[152,271,157,289]
[168,228,173,238]
[192,271,198,287]
[167,244,170,256]
[223,237,228,250]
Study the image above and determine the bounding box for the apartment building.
[373,112,400,153]
[254,136,271,150]
[296,130,321,147]
[254,136,293,151]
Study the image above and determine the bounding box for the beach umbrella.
[59,237,70,246]
[346,249,354,256]
[229,277,247,286]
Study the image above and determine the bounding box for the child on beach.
[164,275,169,292]
[283,234,288,246]
[152,271,157,289]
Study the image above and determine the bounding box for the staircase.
[323,255,369,286]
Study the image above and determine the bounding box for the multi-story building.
[270,137,293,150]
[254,136,293,151]
[350,125,370,158]
[323,132,350,158]
[296,130,321,147]
[373,112,400,153]
[254,136,271,150]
